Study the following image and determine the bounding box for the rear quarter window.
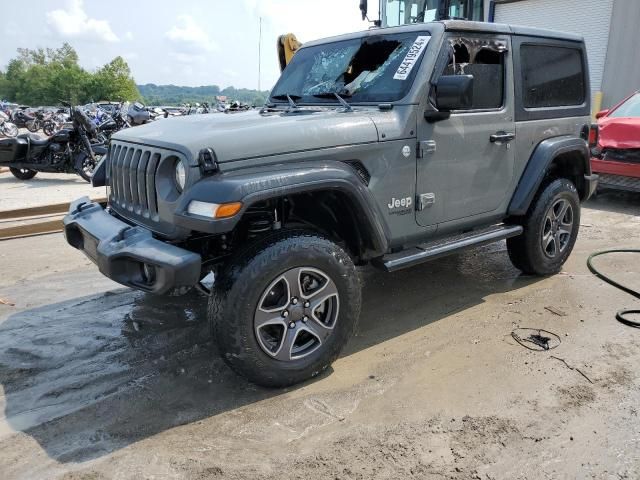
[521,44,585,108]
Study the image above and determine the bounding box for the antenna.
[258,17,262,92]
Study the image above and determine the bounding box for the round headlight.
[175,159,186,192]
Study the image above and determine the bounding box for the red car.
[590,91,640,192]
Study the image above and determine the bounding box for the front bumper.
[63,197,201,294]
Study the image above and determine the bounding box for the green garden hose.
[587,249,640,328]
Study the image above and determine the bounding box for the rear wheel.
[507,178,580,275]
[42,121,57,136]
[9,167,38,180]
[209,232,361,387]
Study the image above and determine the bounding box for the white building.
[488,0,640,112]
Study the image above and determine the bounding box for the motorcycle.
[0,103,107,182]
[93,102,131,142]
[126,102,154,126]
[11,107,41,132]
[0,111,19,138]
[42,109,68,136]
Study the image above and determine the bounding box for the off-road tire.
[9,167,38,180]
[208,231,361,388]
[507,178,580,275]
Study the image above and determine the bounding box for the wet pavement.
[0,191,638,479]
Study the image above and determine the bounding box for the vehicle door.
[416,33,515,227]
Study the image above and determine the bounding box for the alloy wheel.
[541,198,574,258]
[254,267,339,361]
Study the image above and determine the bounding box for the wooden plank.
[0,197,107,221]
[0,218,64,241]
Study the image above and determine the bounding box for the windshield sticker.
[393,36,430,80]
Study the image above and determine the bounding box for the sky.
[1,0,368,91]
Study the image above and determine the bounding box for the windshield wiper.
[271,94,301,110]
[312,92,353,112]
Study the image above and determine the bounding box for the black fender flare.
[173,160,390,258]
[508,136,590,216]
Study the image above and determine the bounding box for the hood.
[597,117,640,149]
[112,108,380,163]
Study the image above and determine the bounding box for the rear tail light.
[588,123,599,149]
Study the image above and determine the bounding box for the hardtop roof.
[301,20,584,49]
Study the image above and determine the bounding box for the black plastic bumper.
[63,197,202,294]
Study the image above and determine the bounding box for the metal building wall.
[491,0,614,106]
[600,0,640,108]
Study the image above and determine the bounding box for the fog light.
[141,263,156,284]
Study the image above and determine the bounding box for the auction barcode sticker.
[393,36,430,80]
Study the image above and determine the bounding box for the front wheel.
[9,167,38,180]
[507,178,580,275]
[75,151,103,182]
[209,232,361,387]
[26,120,40,133]
[2,123,18,138]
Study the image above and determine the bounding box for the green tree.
[0,44,139,106]
[93,57,140,101]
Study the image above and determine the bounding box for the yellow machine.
[277,33,302,72]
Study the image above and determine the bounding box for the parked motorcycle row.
[0,98,256,182]
[0,102,107,182]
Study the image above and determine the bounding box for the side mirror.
[359,0,368,20]
[595,109,609,119]
[435,75,474,111]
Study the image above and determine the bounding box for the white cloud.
[46,0,119,43]
[166,15,219,53]
[242,0,365,42]
[124,31,134,41]
[223,68,239,78]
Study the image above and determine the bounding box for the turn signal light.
[216,202,243,218]
[187,200,243,219]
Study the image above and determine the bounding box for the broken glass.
[270,31,432,105]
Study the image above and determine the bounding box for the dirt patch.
[0,196,639,479]
[599,366,634,390]
[557,384,597,409]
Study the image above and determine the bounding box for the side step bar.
[378,224,523,272]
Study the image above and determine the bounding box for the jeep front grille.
[107,142,161,219]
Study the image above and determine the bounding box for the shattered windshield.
[270,32,431,105]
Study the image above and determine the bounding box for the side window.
[441,38,506,110]
[521,45,585,108]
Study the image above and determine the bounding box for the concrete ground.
[0,171,103,212]
[0,190,638,480]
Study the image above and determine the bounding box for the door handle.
[490,131,515,143]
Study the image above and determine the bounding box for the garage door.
[494,0,614,100]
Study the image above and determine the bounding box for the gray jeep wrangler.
[64,21,598,387]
